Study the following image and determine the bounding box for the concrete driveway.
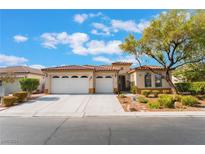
[0,94,124,117]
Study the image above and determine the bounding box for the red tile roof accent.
[135,65,164,70]
[0,66,44,75]
[112,61,133,65]
[42,65,119,71]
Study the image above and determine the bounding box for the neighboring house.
[0,66,45,96]
[129,66,172,93]
[42,62,172,94]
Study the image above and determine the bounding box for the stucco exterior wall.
[135,70,171,89]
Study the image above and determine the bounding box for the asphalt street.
[0,117,205,145]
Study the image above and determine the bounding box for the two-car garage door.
[51,75,114,94]
[51,75,89,94]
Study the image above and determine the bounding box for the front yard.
[117,93,205,112]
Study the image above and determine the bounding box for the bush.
[141,90,151,97]
[162,90,170,94]
[130,85,137,94]
[13,91,28,102]
[158,94,175,108]
[19,78,40,95]
[119,93,126,98]
[173,94,182,102]
[138,96,148,104]
[2,96,18,107]
[148,101,160,109]
[152,90,160,97]
[181,95,198,106]
[175,82,205,95]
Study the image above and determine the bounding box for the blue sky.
[0,9,165,69]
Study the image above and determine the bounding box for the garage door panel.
[96,78,113,93]
[51,78,89,94]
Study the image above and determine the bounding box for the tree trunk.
[165,70,178,94]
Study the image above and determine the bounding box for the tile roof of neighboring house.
[42,65,119,71]
[128,65,165,73]
[112,61,133,65]
[0,66,44,75]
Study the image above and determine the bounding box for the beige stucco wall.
[131,70,172,89]
[112,64,131,89]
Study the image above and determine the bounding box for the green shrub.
[2,96,18,107]
[181,96,198,106]
[119,93,126,98]
[158,94,175,108]
[138,96,148,104]
[152,90,160,97]
[175,82,205,95]
[148,101,160,109]
[141,90,151,97]
[162,90,170,94]
[130,85,137,94]
[173,94,182,102]
[19,78,40,95]
[13,91,28,102]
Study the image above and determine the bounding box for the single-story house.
[42,62,172,94]
[0,66,45,96]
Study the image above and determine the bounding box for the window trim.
[155,74,162,87]
[71,75,79,78]
[105,76,112,78]
[144,73,152,87]
[52,76,60,78]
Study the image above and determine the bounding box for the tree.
[173,62,205,82]
[19,78,39,96]
[120,10,205,94]
[0,71,16,84]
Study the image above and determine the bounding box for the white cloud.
[40,32,122,56]
[91,19,149,36]
[111,19,149,33]
[13,35,28,43]
[84,40,122,55]
[73,14,88,24]
[0,54,28,66]
[29,64,45,69]
[92,55,137,64]
[74,12,103,24]
[93,56,113,64]
[40,32,89,50]
[91,23,111,35]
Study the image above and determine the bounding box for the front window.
[155,74,162,87]
[144,73,152,87]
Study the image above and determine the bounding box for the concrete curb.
[0,112,205,118]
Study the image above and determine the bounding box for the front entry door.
[119,75,126,91]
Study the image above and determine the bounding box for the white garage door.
[96,76,113,93]
[51,75,89,94]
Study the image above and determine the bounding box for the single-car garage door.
[51,75,89,94]
[96,76,113,93]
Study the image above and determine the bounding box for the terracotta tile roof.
[0,66,44,75]
[135,65,164,71]
[42,65,119,71]
[42,65,94,71]
[112,61,133,65]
